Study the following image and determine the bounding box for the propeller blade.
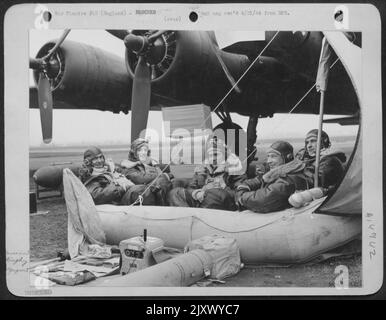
[37,73,53,143]
[42,29,71,61]
[131,56,151,141]
[148,30,167,42]
[106,29,131,40]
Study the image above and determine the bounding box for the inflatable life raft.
[96,200,361,264]
[62,160,361,265]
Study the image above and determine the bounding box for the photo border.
[3,2,383,297]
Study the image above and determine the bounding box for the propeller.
[108,30,168,141]
[131,56,151,140]
[106,29,130,40]
[148,30,167,42]
[37,73,53,143]
[30,29,71,143]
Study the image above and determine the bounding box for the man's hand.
[149,184,161,193]
[115,176,134,191]
[192,189,205,202]
[105,158,115,172]
[235,185,250,209]
[236,184,250,192]
[235,190,244,208]
[255,163,266,178]
[113,185,126,199]
[120,159,140,169]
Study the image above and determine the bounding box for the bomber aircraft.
[29,29,361,160]
[29,30,365,271]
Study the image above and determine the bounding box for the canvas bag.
[184,235,241,280]
[63,168,108,258]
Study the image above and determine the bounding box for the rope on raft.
[119,208,286,234]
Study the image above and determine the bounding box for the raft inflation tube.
[96,202,361,264]
[91,249,213,287]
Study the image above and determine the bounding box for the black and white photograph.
[3,3,383,297]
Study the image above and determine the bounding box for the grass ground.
[30,197,68,262]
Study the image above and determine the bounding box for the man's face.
[305,136,318,157]
[137,145,149,163]
[266,151,284,170]
[91,154,105,169]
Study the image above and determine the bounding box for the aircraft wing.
[29,86,80,110]
[30,86,184,112]
[30,31,360,144]
[323,115,359,126]
[214,31,265,49]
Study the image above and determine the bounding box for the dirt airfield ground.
[29,138,361,288]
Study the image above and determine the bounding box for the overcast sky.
[29,30,358,147]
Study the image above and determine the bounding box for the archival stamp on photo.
[3,3,383,297]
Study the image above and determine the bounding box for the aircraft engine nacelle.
[125,31,251,108]
[33,40,131,113]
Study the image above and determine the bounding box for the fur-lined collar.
[202,152,243,175]
[263,158,306,184]
[299,147,347,163]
